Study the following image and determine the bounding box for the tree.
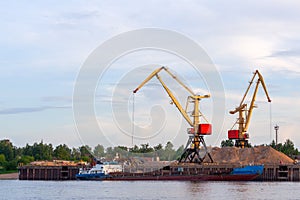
[175,145,184,160]
[19,155,34,165]
[53,144,71,160]
[129,145,139,153]
[140,143,154,153]
[0,140,14,161]
[93,144,105,159]
[105,147,115,160]
[161,141,176,161]
[269,139,299,158]
[270,140,276,149]
[154,144,163,151]
[71,148,81,161]
[4,160,17,171]
[80,145,92,157]
[282,139,298,157]
[23,144,33,157]
[0,154,6,165]
[114,146,130,158]
[78,145,93,161]
[221,139,234,147]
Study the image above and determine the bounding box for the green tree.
[140,143,154,153]
[282,139,298,157]
[93,144,105,159]
[13,147,23,160]
[221,139,234,147]
[0,140,14,161]
[23,144,33,157]
[71,148,81,161]
[4,160,17,171]
[53,144,71,160]
[154,144,163,151]
[79,145,92,162]
[270,140,276,149]
[269,139,299,158]
[0,154,6,165]
[36,141,53,160]
[114,146,130,158]
[161,141,176,161]
[105,147,114,160]
[19,155,34,165]
[129,145,139,153]
[175,145,184,160]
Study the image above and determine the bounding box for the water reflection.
[1,180,300,200]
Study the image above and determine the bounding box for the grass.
[0,169,18,174]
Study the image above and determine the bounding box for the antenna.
[270,103,272,142]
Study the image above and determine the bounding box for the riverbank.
[0,172,18,180]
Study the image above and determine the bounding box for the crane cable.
[131,93,135,146]
[269,102,272,142]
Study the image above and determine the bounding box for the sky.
[1,1,300,149]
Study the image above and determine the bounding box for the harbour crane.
[133,66,213,163]
[228,70,271,148]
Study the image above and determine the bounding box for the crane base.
[235,139,250,148]
[178,135,213,164]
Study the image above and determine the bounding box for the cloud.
[0,106,71,115]
[268,49,300,57]
[41,96,72,103]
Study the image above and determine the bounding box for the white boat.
[76,161,122,180]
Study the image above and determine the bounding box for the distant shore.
[0,173,18,180]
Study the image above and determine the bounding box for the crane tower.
[228,70,271,148]
[133,66,213,163]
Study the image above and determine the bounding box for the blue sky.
[1,1,300,148]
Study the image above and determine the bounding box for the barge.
[76,163,263,181]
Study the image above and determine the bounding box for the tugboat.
[76,161,122,180]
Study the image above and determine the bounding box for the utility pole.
[274,125,279,146]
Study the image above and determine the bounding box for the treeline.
[269,139,299,157]
[0,139,184,172]
[221,139,299,158]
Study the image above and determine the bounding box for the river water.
[1,180,300,200]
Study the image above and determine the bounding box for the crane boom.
[134,66,195,96]
[133,66,209,129]
[155,74,193,126]
[133,67,165,94]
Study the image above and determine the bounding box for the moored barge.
[76,163,263,181]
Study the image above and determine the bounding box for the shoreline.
[0,173,18,180]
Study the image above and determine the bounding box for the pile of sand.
[204,146,294,165]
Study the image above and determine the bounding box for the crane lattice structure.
[133,66,213,163]
[228,70,271,148]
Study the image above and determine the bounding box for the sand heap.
[203,146,294,165]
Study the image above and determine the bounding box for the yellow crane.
[133,66,213,163]
[228,70,271,148]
